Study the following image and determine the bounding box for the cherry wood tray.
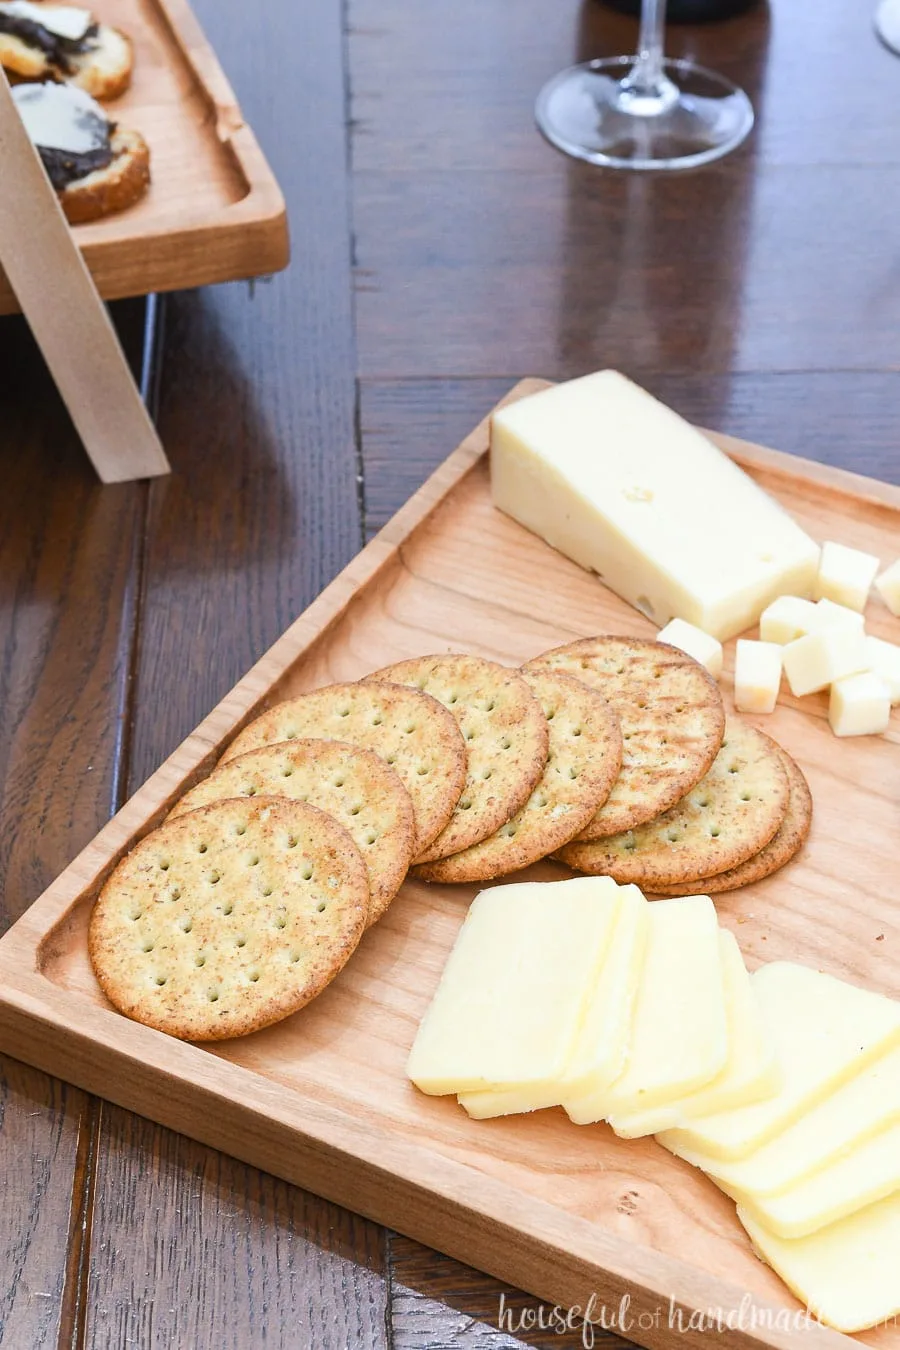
[0,381,897,1350]
[0,0,288,314]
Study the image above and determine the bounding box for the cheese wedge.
[490,372,819,641]
[566,895,727,1125]
[609,930,780,1138]
[459,883,648,1119]
[739,1193,900,1332]
[407,877,621,1096]
[673,1044,900,1199]
[739,1122,900,1239]
[659,963,900,1162]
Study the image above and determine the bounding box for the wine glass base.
[875,0,900,54]
[535,57,754,170]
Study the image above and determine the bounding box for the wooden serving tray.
[0,0,288,314]
[0,381,897,1350]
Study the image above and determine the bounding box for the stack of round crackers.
[89,636,811,1043]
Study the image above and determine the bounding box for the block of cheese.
[875,557,900,616]
[459,883,648,1119]
[658,963,900,1162]
[490,372,819,641]
[829,671,891,737]
[782,628,869,697]
[733,639,782,714]
[676,1044,900,1200]
[567,895,727,1125]
[739,1121,900,1239]
[864,635,900,704]
[655,618,723,678]
[738,1193,900,1332]
[814,540,880,612]
[407,877,621,1096]
[608,930,780,1138]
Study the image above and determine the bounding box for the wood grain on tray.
[0,383,898,1350]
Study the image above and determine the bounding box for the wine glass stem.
[626,0,669,97]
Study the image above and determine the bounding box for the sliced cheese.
[608,930,780,1138]
[490,372,819,642]
[566,895,727,1125]
[738,1193,900,1333]
[0,1,92,40]
[674,1044,900,1200]
[407,877,621,1096]
[739,1122,900,1239]
[658,963,900,1161]
[459,883,648,1119]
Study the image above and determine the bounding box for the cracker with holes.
[221,682,466,855]
[168,740,416,926]
[558,719,789,889]
[414,669,622,883]
[88,797,369,1041]
[366,654,549,864]
[651,744,812,895]
[526,636,725,838]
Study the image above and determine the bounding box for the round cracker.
[88,797,369,1042]
[527,636,725,837]
[414,669,622,883]
[221,682,466,855]
[168,740,416,926]
[558,719,789,888]
[650,745,812,896]
[367,654,549,864]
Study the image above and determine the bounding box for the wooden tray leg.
[0,73,169,483]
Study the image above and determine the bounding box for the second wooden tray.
[0,0,288,314]
[0,381,897,1350]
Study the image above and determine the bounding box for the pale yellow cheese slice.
[738,1122,900,1239]
[738,1192,900,1332]
[671,1044,900,1199]
[566,895,727,1126]
[407,877,621,1095]
[608,929,780,1139]
[659,963,900,1162]
[458,883,648,1119]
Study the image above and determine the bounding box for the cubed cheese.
[759,596,819,644]
[656,618,723,678]
[828,672,891,737]
[782,629,869,697]
[733,639,782,714]
[814,541,880,612]
[864,635,900,704]
[875,558,900,615]
[490,372,819,641]
[811,597,866,634]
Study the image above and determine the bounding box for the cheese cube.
[567,895,728,1124]
[874,557,900,615]
[828,672,891,737]
[655,618,723,678]
[459,884,648,1119]
[406,878,621,1095]
[814,541,880,612]
[738,1194,900,1332]
[733,639,782,714]
[864,635,900,704]
[490,372,819,641]
[759,596,818,644]
[782,629,869,697]
[811,597,866,634]
[658,963,900,1162]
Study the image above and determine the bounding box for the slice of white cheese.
[738,1193,900,1333]
[459,882,649,1119]
[673,1044,900,1200]
[1,1,93,40]
[566,895,727,1125]
[739,1122,900,1239]
[490,372,819,642]
[407,877,622,1096]
[609,930,780,1138]
[658,963,900,1161]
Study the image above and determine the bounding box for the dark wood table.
[1,0,898,1345]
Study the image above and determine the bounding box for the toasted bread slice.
[0,22,132,100]
[60,126,150,223]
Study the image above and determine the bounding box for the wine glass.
[535,0,754,170]
[875,0,900,54]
